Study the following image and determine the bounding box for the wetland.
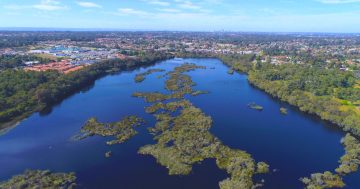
[0,58,359,189]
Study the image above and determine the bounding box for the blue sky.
[0,0,359,32]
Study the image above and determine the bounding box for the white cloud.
[143,0,170,6]
[203,0,224,4]
[3,5,29,10]
[157,8,182,13]
[76,1,102,8]
[176,0,202,10]
[117,8,149,16]
[316,0,360,3]
[3,0,67,12]
[33,0,66,11]
[258,8,277,15]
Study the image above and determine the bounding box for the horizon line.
[0,27,359,34]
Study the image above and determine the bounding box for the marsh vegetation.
[227,69,234,75]
[191,90,210,96]
[301,134,360,188]
[336,134,360,175]
[5,58,358,189]
[134,69,165,83]
[248,103,263,111]
[300,171,345,189]
[145,100,192,114]
[132,92,172,102]
[132,63,209,103]
[280,107,288,115]
[0,170,76,189]
[74,116,145,145]
[105,151,112,158]
[134,63,269,189]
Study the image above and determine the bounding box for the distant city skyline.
[1,0,360,33]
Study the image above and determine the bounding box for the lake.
[0,58,359,189]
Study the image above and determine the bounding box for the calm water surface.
[0,58,359,189]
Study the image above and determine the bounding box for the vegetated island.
[191,90,210,96]
[227,69,234,75]
[300,133,360,189]
[105,151,112,158]
[73,115,145,157]
[248,102,264,111]
[134,68,165,83]
[0,170,76,189]
[132,63,209,103]
[280,107,288,115]
[74,115,145,146]
[134,63,270,189]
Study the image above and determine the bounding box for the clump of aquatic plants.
[145,100,192,114]
[132,92,171,103]
[256,162,270,174]
[165,72,195,91]
[173,63,206,74]
[135,63,269,189]
[165,63,205,91]
[147,113,173,136]
[300,171,345,189]
[301,133,360,188]
[280,107,288,115]
[248,103,263,111]
[191,90,210,96]
[105,151,112,158]
[132,63,209,103]
[134,69,165,83]
[75,116,145,145]
[336,134,360,175]
[227,69,234,75]
[138,105,216,176]
[0,170,76,189]
[132,91,192,103]
[139,101,269,189]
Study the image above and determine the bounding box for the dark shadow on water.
[39,83,96,117]
[80,83,96,93]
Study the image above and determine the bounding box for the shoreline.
[1,56,358,138]
[0,55,172,132]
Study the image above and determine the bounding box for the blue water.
[0,58,359,189]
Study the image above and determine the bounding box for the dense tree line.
[0,70,60,123]
[252,63,359,101]
[0,52,172,126]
